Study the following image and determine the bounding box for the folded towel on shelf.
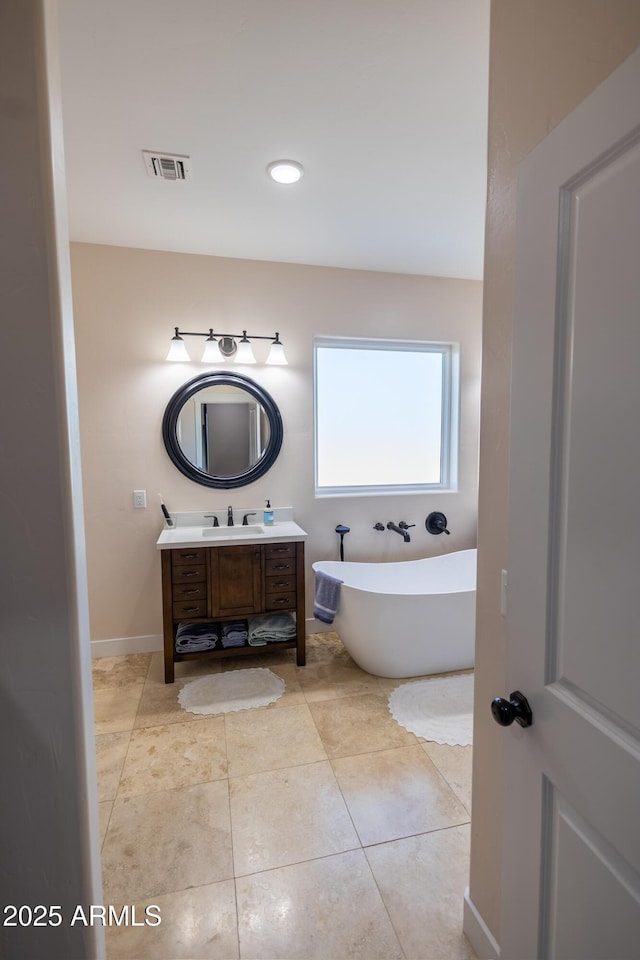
[175,621,220,653]
[313,571,343,624]
[220,620,248,649]
[248,613,297,645]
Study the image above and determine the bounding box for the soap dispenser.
[263,499,274,525]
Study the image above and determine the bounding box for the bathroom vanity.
[157,516,307,682]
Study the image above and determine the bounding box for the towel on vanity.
[248,613,297,645]
[175,621,220,653]
[220,620,248,648]
[313,571,343,624]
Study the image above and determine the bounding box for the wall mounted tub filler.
[387,521,415,543]
[335,523,351,561]
[425,511,450,535]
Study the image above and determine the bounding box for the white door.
[499,47,640,959]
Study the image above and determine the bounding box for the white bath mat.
[388,673,474,745]
[178,668,285,716]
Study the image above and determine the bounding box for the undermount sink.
[200,524,266,538]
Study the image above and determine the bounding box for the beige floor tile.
[133,677,196,729]
[230,760,360,876]
[91,653,151,689]
[308,692,417,758]
[93,680,145,735]
[98,801,113,846]
[225,703,327,777]
[236,849,404,960]
[304,631,353,664]
[117,717,227,797]
[95,730,130,801]
[332,745,469,846]
[298,659,382,702]
[146,650,223,685]
[105,880,239,960]
[422,741,473,812]
[365,825,475,960]
[102,780,233,903]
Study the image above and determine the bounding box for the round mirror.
[162,372,283,488]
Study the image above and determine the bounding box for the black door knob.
[491,690,533,728]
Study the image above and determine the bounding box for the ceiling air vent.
[142,151,191,181]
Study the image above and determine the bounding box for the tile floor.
[94,632,475,959]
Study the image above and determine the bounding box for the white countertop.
[156,517,307,550]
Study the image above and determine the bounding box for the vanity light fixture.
[267,159,304,184]
[166,327,288,365]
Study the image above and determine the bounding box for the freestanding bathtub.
[312,548,476,678]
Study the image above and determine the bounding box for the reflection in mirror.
[162,372,283,489]
[177,385,271,478]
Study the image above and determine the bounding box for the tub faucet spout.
[387,521,411,543]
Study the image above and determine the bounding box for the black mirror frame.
[162,371,283,489]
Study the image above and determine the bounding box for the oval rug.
[388,672,474,745]
[178,667,285,715]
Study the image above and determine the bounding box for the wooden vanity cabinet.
[161,540,306,682]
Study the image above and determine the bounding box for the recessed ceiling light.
[267,160,304,184]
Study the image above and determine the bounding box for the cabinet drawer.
[265,593,296,611]
[172,547,206,565]
[172,582,207,602]
[264,542,296,560]
[172,564,206,584]
[265,575,296,594]
[173,599,208,619]
[265,557,296,576]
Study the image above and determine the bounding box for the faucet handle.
[203,514,219,527]
[373,522,385,531]
[243,512,258,526]
[398,521,415,529]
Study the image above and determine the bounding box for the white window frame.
[313,335,459,497]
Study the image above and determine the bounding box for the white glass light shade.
[234,338,257,363]
[266,340,288,365]
[166,337,190,361]
[267,160,303,184]
[201,337,224,363]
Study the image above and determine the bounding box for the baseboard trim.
[91,634,163,658]
[463,888,500,960]
[93,621,331,658]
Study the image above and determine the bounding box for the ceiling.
[57,0,489,279]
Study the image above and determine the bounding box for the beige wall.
[70,242,481,646]
[471,2,640,946]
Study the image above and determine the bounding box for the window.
[314,336,458,496]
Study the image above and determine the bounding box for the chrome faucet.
[227,505,234,526]
[387,521,414,543]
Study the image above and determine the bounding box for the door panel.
[544,787,640,960]
[501,47,640,958]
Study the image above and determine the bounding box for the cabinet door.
[210,544,263,617]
